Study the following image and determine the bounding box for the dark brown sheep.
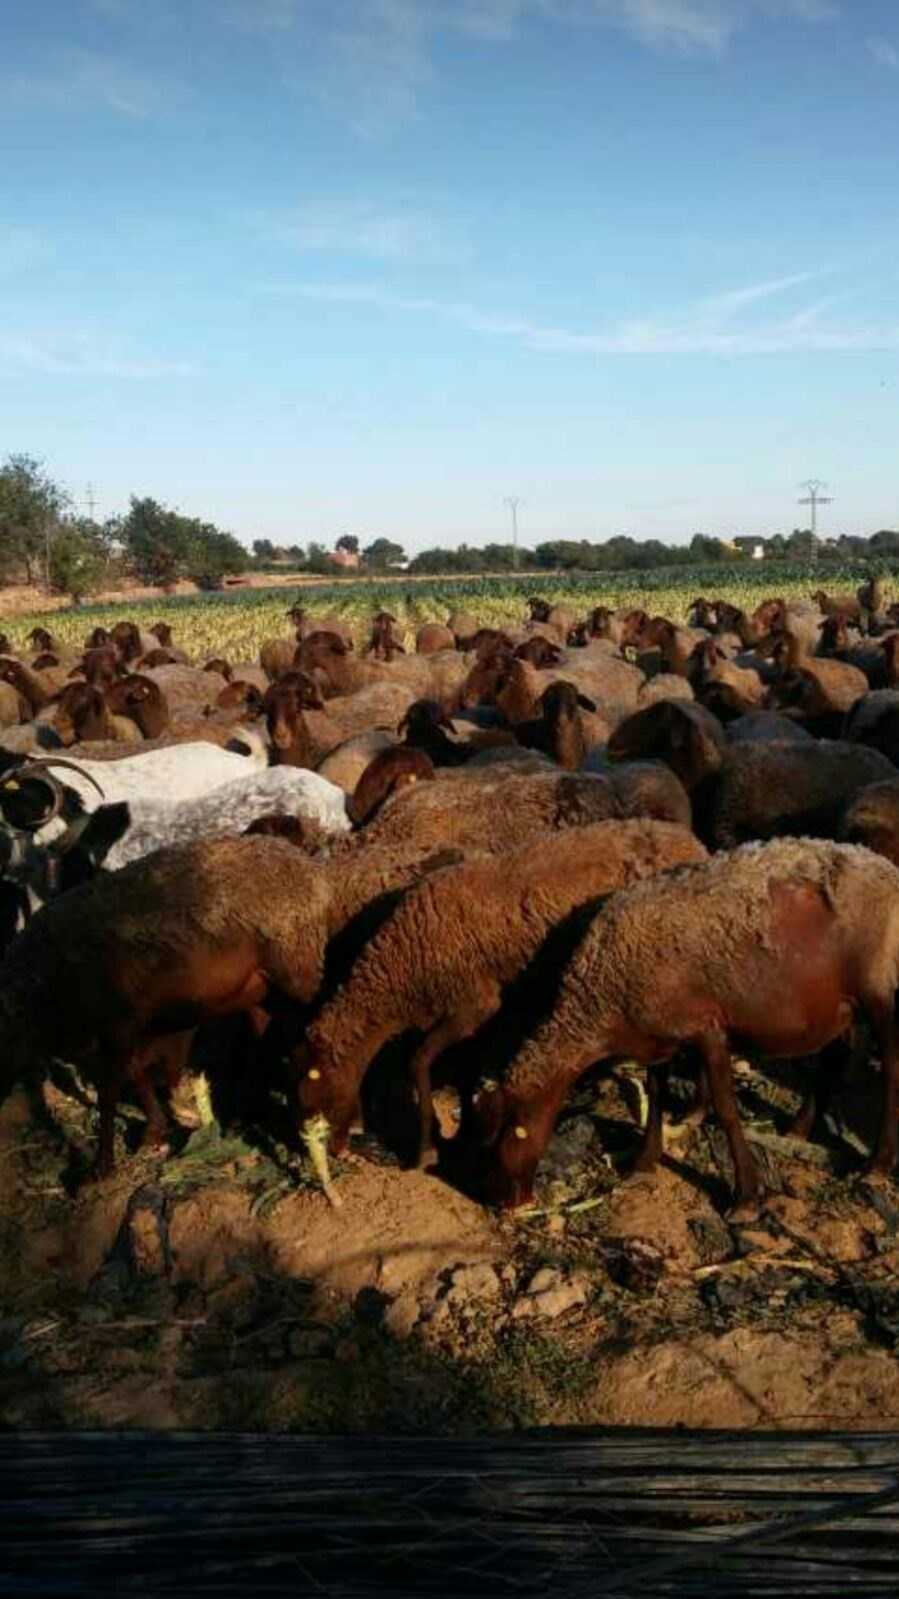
[78,647,125,689]
[364,612,405,662]
[471,839,899,1212]
[204,657,233,680]
[515,681,605,771]
[105,674,170,739]
[514,637,563,668]
[110,621,145,663]
[608,700,727,794]
[263,671,329,766]
[349,747,436,826]
[297,819,707,1169]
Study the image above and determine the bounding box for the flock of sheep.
[2,578,899,1217]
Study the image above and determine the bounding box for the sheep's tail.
[301,1114,344,1209]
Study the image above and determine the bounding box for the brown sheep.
[0,834,466,1176]
[110,621,151,664]
[215,680,265,718]
[105,674,170,740]
[26,627,56,654]
[514,637,563,668]
[78,647,125,689]
[263,671,333,766]
[767,627,868,729]
[416,623,455,655]
[0,659,53,716]
[364,611,405,662]
[0,681,25,730]
[316,730,398,795]
[844,688,899,765]
[515,681,607,770]
[138,647,179,669]
[205,657,233,680]
[446,610,478,649]
[260,638,296,682]
[84,627,112,649]
[841,780,899,865]
[608,700,727,795]
[148,622,190,663]
[297,819,707,1169]
[52,683,126,746]
[0,634,12,657]
[357,767,689,853]
[470,839,899,1212]
[349,747,435,826]
[690,638,765,719]
[698,740,895,850]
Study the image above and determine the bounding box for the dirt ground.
[3,1051,899,1436]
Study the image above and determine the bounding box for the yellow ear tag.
[3,780,19,791]
[308,1069,321,1081]
[514,1125,528,1140]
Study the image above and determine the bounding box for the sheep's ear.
[576,694,596,712]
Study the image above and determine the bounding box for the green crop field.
[1,559,892,663]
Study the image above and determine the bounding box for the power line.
[798,479,833,550]
[502,496,522,566]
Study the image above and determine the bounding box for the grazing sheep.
[358,766,690,853]
[471,839,899,1211]
[297,819,707,1168]
[696,740,895,850]
[94,764,351,870]
[349,747,435,826]
[0,834,460,1174]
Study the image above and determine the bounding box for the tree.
[47,520,107,605]
[253,538,275,562]
[336,533,359,555]
[184,523,247,590]
[0,454,69,585]
[363,537,406,570]
[119,496,191,589]
[305,541,334,575]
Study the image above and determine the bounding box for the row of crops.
[2,559,891,663]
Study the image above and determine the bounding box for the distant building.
[732,537,766,560]
[329,547,360,569]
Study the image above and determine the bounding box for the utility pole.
[503,496,522,567]
[798,480,833,556]
[84,482,97,522]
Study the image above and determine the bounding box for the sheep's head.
[106,673,169,736]
[609,700,725,792]
[349,746,435,826]
[76,647,122,688]
[540,681,595,722]
[84,626,111,649]
[110,620,143,661]
[526,597,551,623]
[53,682,108,745]
[204,657,233,680]
[295,1042,358,1153]
[26,627,55,652]
[217,679,264,716]
[515,637,562,667]
[264,671,325,757]
[469,1078,564,1209]
[398,699,455,743]
[150,621,173,646]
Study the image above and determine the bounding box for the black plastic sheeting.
[2,1428,899,1598]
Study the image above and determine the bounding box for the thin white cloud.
[265,272,899,356]
[257,201,471,264]
[3,47,184,119]
[867,36,899,69]
[0,330,196,379]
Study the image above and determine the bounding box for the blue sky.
[2,0,898,551]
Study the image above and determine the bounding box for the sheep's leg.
[697,1029,761,1213]
[632,1065,665,1172]
[788,1037,848,1141]
[95,1070,126,1179]
[411,991,501,1169]
[865,999,899,1177]
[130,1067,171,1153]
